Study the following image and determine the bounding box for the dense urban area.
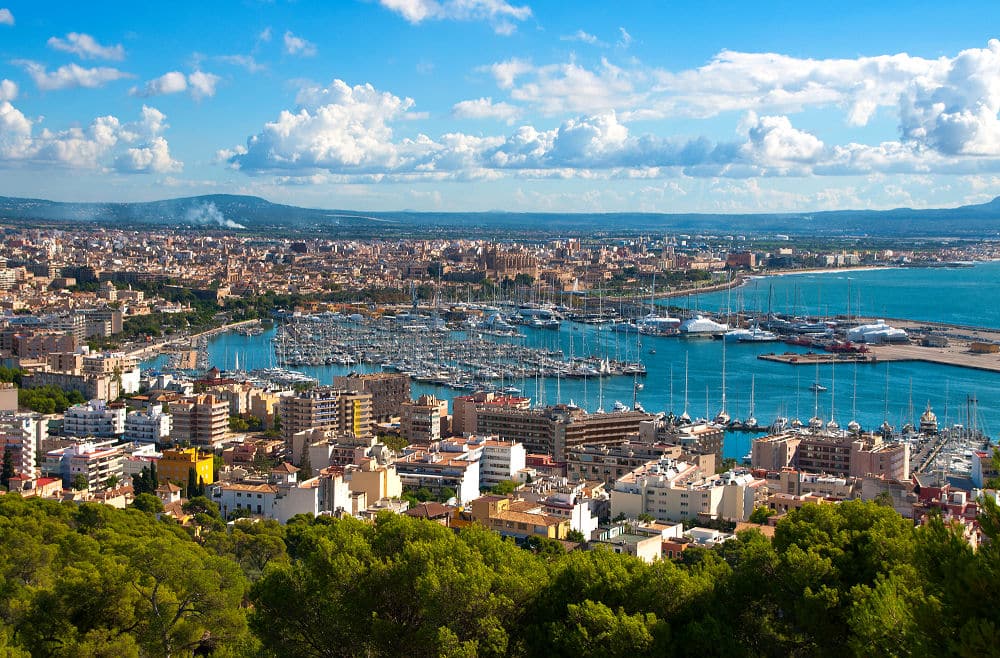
[0,223,997,656]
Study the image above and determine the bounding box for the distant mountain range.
[1,193,999,237]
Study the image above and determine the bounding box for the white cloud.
[130,71,220,100]
[899,38,1000,155]
[560,30,601,45]
[131,71,187,96]
[283,31,317,57]
[217,54,265,73]
[452,97,520,123]
[188,71,221,99]
[258,27,272,42]
[115,137,182,173]
[0,8,12,26]
[742,112,825,167]
[229,79,418,173]
[0,79,16,102]
[485,58,533,89]
[47,33,125,61]
[617,27,632,49]
[0,101,181,173]
[19,61,132,91]
[379,0,531,34]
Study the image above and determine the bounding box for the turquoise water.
[146,262,1000,459]
[684,261,1000,328]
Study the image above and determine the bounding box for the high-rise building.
[279,387,372,441]
[63,399,126,438]
[169,394,229,446]
[0,412,47,478]
[400,394,448,443]
[333,373,410,422]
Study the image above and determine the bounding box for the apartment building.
[451,392,530,437]
[63,399,126,438]
[333,372,410,422]
[43,440,124,490]
[169,394,229,446]
[124,404,172,444]
[610,458,763,523]
[751,429,910,480]
[393,449,480,503]
[399,394,448,443]
[473,404,652,460]
[0,412,47,478]
[279,387,372,441]
[470,437,527,487]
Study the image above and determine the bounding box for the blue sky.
[2,1,1000,213]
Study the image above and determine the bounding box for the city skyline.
[1,1,1000,213]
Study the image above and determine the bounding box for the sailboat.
[744,374,758,429]
[809,362,827,392]
[713,337,730,425]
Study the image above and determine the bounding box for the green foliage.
[71,474,88,491]
[0,495,996,658]
[0,366,21,385]
[132,493,164,514]
[130,464,158,496]
[489,479,519,495]
[377,433,409,454]
[18,385,85,414]
[228,415,250,432]
[0,449,14,490]
[748,506,777,524]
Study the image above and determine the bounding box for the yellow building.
[158,447,215,487]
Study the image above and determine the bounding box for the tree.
[1,449,15,490]
[489,479,518,495]
[299,442,313,480]
[72,474,89,491]
[566,529,586,543]
[187,467,201,499]
[748,506,776,524]
[132,493,164,514]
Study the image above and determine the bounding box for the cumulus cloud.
[228,79,417,173]
[452,97,520,123]
[379,0,531,34]
[47,32,125,61]
[19,61,132,91]
[130,71,220,99]
[187,71,221,99]
[115,136,182,173]
[0,79,16,102]
[283,31,316,57]
[0,101,180,173]
[0,8,12,26]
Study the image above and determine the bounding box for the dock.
[758,352,879,365]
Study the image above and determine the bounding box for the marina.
[140,262,1000,463]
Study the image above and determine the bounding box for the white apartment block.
[0,412,47,479]
[43,440,125,490]
[471,437,527,487]
[63,400,126,438]
[124,404,172,443]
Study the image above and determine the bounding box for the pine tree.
[1,449,15,490]
[149,462,158,490]
[187,468,198,499]
[299,442,313,480]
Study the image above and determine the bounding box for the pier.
[757,352,879,366]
